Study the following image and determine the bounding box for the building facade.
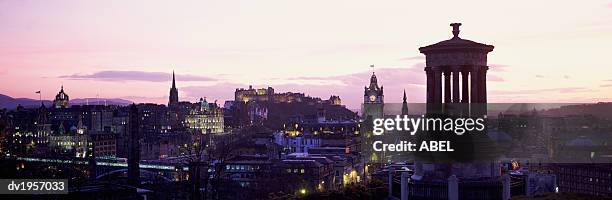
[53,85,70,109]
[184,98,224,134]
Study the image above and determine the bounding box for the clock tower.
[362,67,384,120]
[361,66,384,164]
[364,72,384,104]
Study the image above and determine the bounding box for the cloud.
[487,74,505,82]
[490,87,593,96]
[398,55,425,61]
[600,84,612,88]
[564,75,571,79]
[288,67,425,86]
[489,64,510,72]
[181,82,243,103]
[535,74,545,78]
[305,43,398,56]
[60,70,216,82]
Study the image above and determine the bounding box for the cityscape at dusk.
[1,1,612,200]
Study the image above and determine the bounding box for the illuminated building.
[137,103,172,135]
[111,110,129,158]
[4,106,50,156]
[221,154,273,189]
[34,105,52,152]
[274,110,361,191]
[326,95,342,106]
[235,85,307,103]
[89,131,117,158]
[235,86,275,103]
[361,66,385,164]
[235,85,342,105]
[275,108,359,152]
[273,131,321,153]
[47,116,88,157]
[276,155,334,193]
[184,98,224,134]
[53,85,70,109]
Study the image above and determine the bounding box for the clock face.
[369,95,376,102]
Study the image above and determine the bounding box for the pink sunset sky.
[1,0,612,109]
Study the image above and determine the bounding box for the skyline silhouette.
[1,1,612,109]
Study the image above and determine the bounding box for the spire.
[168,70,179,106]
[369,73,378,89]
[401,89,409,115]
[172,70,176,89]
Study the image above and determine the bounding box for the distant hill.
[0,94,133,110]
[70,98,133,106]
[542,102,612,118]
[0,94,52,109]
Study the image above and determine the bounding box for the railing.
[458,180,503,200]
[390,176,508,200]
[392,176,402,198]
[408,181,448,200]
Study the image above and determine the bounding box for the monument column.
[452,67,460,103]
[470,66,480,103]
[426,67,434,103]
[479,66,488,103]
[433,68,443,103]
[461,69,469,103]
[444,69,452,103]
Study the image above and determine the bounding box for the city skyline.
[2,1,612,109]
[2,2,612,198]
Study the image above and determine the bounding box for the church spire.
[169,70,179,106]
[172,70,176,89]
[401,89,409,115]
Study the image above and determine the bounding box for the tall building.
[361,67,384,164]
[401,89,409,115]
[168,71,179,106]
[362,67,384,120]
[128,104,140,186]
[53,85,70,109]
